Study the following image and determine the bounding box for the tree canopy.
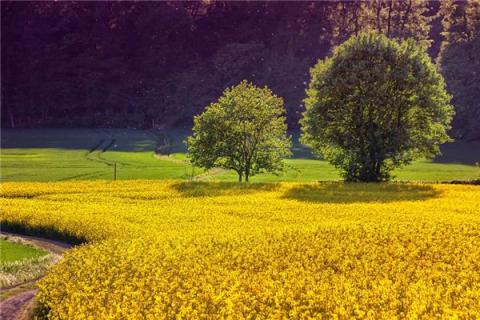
[186,81,291,182]
[301,32,454,182]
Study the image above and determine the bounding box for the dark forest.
[2,1,479,139]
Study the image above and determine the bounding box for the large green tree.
[186,81,291,182]
[301,32,454,182]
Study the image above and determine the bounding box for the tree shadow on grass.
[282,182,441,204]
[172,181,280,197]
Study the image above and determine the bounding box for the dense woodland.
[2,1,479,140]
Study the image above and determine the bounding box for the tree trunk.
[353,4,360,36]
[238,172,243,182]
[374,160,382,181]
[400,0,412,36]
[463,9,471,40]
[376,0,383,33]
[387,0,393,37]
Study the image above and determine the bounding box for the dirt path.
[0,233,73,320]
[0,290,36,320]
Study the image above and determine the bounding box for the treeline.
[1,1,479,139]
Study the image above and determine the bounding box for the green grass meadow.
[0,239,47,263]
[1,128,479,182]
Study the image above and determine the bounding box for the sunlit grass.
[0,236,58,289]
[207,158,479,182]
[0,239,47,263]
[2,129,479,183]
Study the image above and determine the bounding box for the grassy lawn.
[1,128,478,182]
[0,239,47,263]
[202,158,479,182]
[1,128,200,182]
[0,236,58,289]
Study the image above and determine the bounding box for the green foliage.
[301,32,454,182]
[187,81,292,182]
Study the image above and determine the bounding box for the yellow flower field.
[1,181,479,319]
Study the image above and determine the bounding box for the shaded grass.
[172,180,443,203]
[282,182,442,204]
[172,181,280,197]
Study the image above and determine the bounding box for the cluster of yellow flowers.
[1,181,479,319]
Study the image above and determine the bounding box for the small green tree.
[301,32,454,182]
[187,81,292,182]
